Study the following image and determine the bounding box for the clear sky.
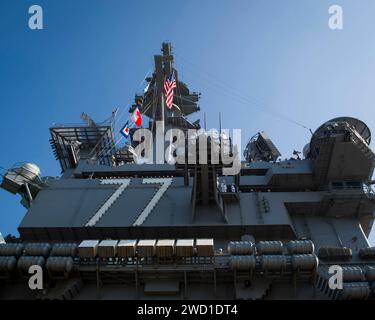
[1,0,375,244]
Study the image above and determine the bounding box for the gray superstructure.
[1,43,375,300]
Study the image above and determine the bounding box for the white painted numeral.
[85,178,172,227]
[85,179,131,226]
[132,178,173,226]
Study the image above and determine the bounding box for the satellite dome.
[18,163,41,181]
[309,117,371,159]
[313,117,371,144]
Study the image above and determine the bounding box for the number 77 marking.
[85,179,131,227]
[132,178,173,226]
[85,178,172,227]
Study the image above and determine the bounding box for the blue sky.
[1,0,375,244]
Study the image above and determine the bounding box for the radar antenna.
[80,112,97,127]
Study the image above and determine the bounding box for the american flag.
[164,73,177,109]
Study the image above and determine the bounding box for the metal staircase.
[313,137,335,184]
[350,130,375,181]
[38,278,84,300]
[315,272,340,300]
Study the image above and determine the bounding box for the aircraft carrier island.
[1,43,375,300]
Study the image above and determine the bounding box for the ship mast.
[124,43,201,164]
